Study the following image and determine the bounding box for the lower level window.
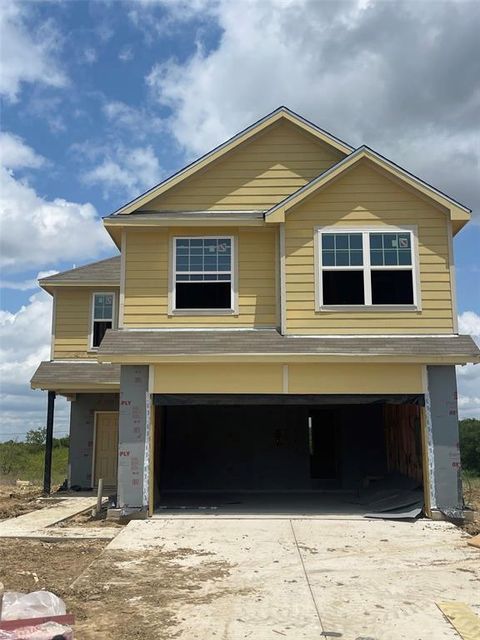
[174,237,233,310]
[318,230,416,307]
[92,293,114,347]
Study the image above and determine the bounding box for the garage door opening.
[152,396,425,517]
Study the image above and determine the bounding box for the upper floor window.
[317,229,417,308]
[91,293,115,348]
[173,237,234,311]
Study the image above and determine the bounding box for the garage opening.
[152,395,425,517]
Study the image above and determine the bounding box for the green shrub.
[0,439,69,486]
[459,418,480,476]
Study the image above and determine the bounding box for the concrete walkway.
[0,497,119,540]
[108,517,479,640]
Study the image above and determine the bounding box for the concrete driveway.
[107,517,479,639]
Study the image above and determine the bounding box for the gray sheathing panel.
[117,365,149,510]
[426,366,462,512]
[69,393,119,488]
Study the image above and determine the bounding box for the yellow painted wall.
[124,227,277,327]
[288,363,424,394]
[142,121,344,212]
[53,287,119,359]
[285,161,455,334]
[152,362,423,394]
[153,363,284,393]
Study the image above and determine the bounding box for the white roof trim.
[109,106,353,216]
[266,145,471,218]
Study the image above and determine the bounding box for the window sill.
[316,305,420,313]
[170,308,238,317]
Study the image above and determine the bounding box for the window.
[173,237,234,311]
[91,293,114,348]
[318,229,416,308]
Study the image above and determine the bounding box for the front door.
[94,412,119,488]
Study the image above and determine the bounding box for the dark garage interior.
[152,398,425,516]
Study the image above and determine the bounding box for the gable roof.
[265,146,471,229]
[39,255,120,290]
[110,106,353,216]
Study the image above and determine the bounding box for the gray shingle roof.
[31,361,120,391]
[39,256,120,286]
[98,329,480,363]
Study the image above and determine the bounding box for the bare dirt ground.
[54,504,125,529]
[0,539,235,640]
[463,476,480,536]
[0,485,58,520]
[0,490,235,639]
[0,538,106,594]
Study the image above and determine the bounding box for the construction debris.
[436,601,480,640]
[0,590,74,639]
[467,534,480,549]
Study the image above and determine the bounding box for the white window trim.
[169,235,238,316]
[89,291,116,350]
[314,225,421,312]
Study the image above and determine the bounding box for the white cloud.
[0,1,67,101]
[0,137,113,271]
[118,46,134,62]
[457,311,480,419]
[0,290,69,440]
[102,100,164,137]
[145,0,480,217]
[0,270,58,291]
[82,47,97,64]
[459,311,480,337]
[128,0,214,38]
[82,145,163,199]
[0,132,46,170]
[24,94,67,134]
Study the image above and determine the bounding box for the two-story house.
[31,107,479,520]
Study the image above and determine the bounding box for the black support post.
[43,391,56,494]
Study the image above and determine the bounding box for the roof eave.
[38,281,119,288]
[97,352,480,365]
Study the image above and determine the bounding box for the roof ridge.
[108,106,353,216]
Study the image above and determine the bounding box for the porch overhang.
[97,329,480,366]
[30,361,121,394]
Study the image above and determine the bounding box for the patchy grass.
[463,473,480,536]
[0,441,68,486]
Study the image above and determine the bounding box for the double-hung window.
[91,293,115,348]
[173,236,234,311]
[317,229,417,308]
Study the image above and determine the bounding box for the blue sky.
[1,0,479,439]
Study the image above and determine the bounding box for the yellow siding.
[152,362,422,394]
[124,227,277,327]
[153,364,284,393]
[142,121,344,211]
[288,364,424,394]
[53,287,119,359]
[285,162,455,334]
